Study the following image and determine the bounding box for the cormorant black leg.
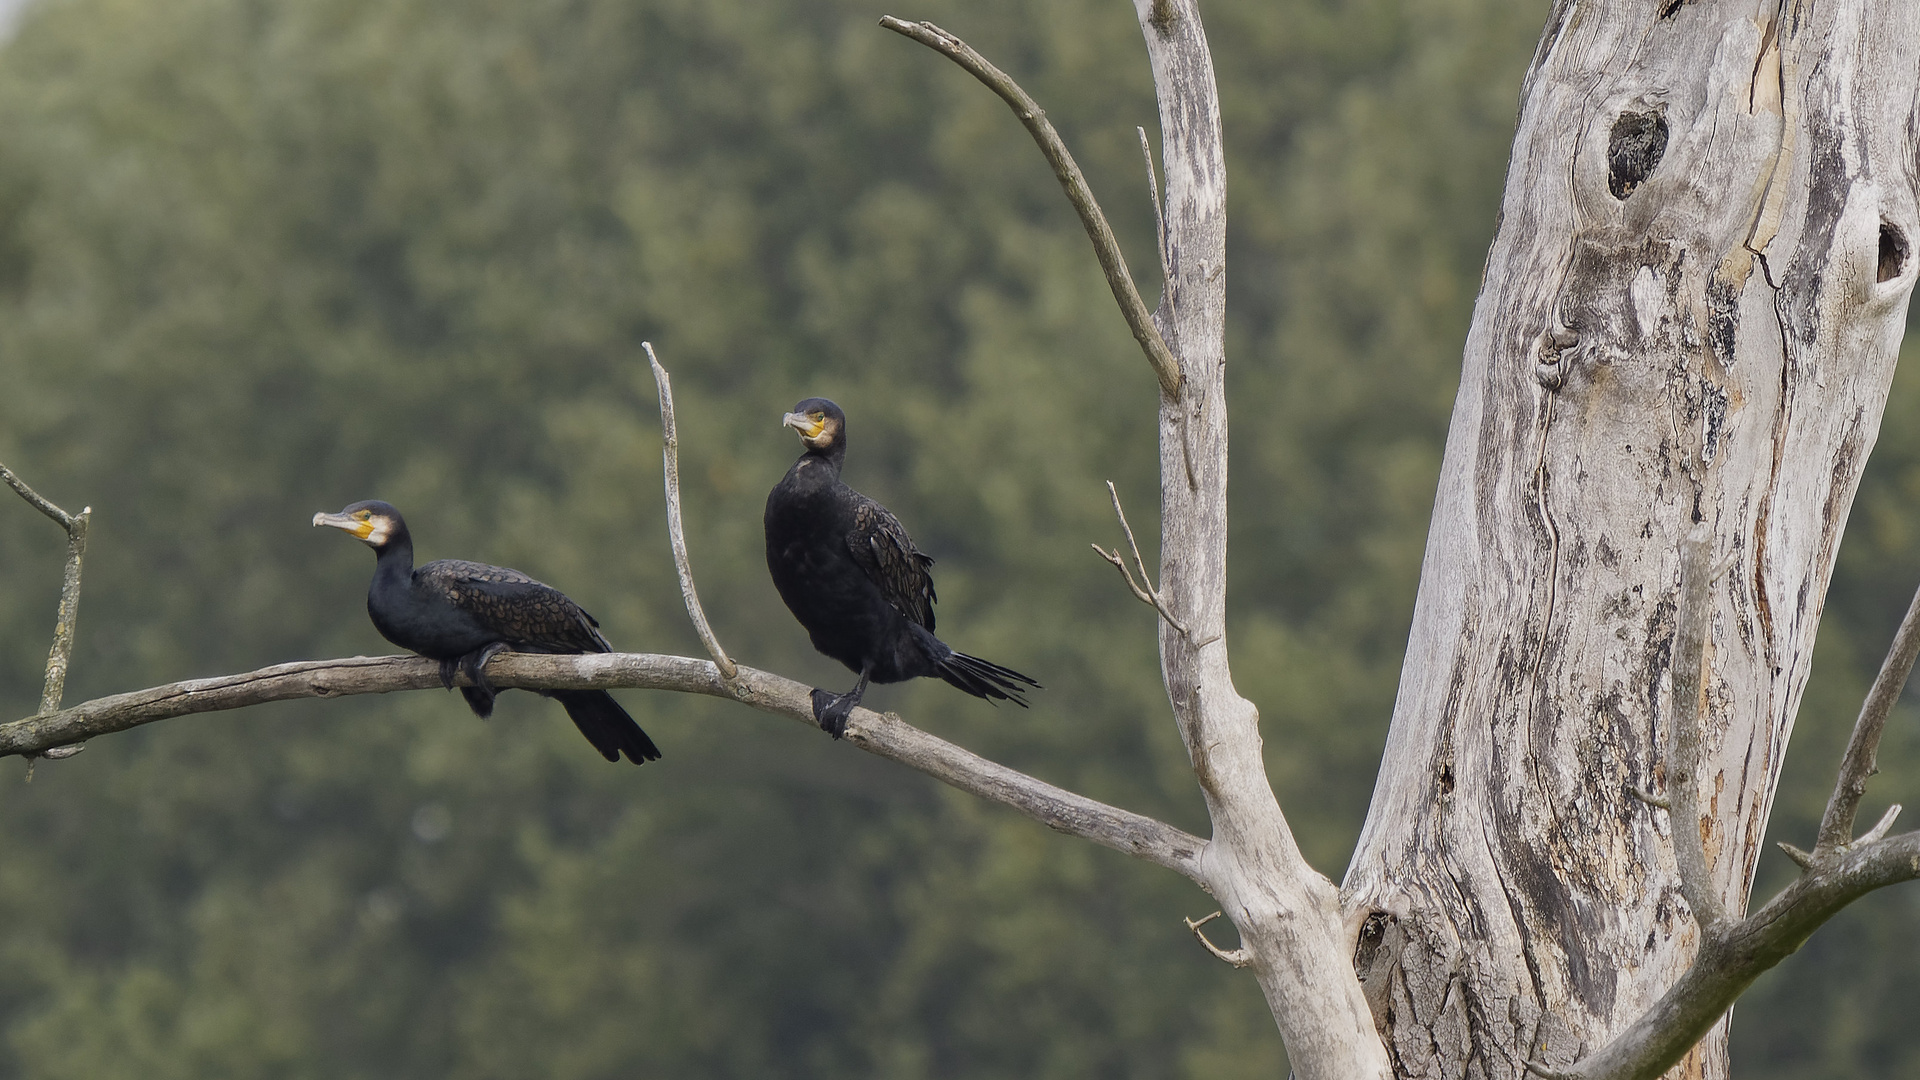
[811,667,871,739]
[455,641,511,718]
[438,658,460,691]
[462,641,510,695]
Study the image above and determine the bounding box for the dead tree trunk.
[1345,1,1920,1076]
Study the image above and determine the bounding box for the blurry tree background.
[0,0,1914,1075]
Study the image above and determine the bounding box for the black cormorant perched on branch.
[313,500,660,764]
[764,398,1040,737]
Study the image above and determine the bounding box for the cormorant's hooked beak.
[313,510,378,543]
[783,411,825,439]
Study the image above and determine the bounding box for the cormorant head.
[782,398,845,454]
[312,500,406,549]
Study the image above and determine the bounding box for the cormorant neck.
[371,531,415,582]
[794,440,848,476]
[799,442,846,475]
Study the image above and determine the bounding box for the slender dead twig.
[1668,523,1724,929]
[1138,125,1172,310]
[879,16,1182,399]
[644,343,737,682]
[1091,481,1190,637]
[2,463,91,717]
[1816,577,1920,852]
[0,651,1208,882]
[1184,910,1253,968]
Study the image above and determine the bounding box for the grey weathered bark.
[1129,0,1391,1074]
[1344,1,1920,1077]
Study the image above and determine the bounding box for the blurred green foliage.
[0,0,1912,1075]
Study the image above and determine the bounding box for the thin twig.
[3,463,91,717]
[0,651,1208,883]
[41,509,90,716]
[1776,841,1815,869]
[1855,802,1901,845]
[1184,911,1253,967]
[1816,577,1920,853]
[644,343,738,682]
[879,16,1182,399]
[1,463,74,528]
[1093,481,1190,636]
[1138,126,1172,310]
[1669,523,1725,928]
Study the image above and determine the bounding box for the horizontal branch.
[0,653,1208,883]
[879,15,1183,398]
[1535,828,1920,1079]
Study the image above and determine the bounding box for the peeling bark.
[1346,1,1919,1076]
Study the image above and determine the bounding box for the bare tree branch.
[878,16,1182,398]
[644,343,738,681]
[0,652,1208,882]
[1816,577,1920,852]
[1669,523,1725,929]
[1090,481,1191,637]
[2,463,92,718]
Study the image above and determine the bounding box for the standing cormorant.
[764,398,1039,736]
[314,500,660,764]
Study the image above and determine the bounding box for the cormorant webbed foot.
[810,689,851,738]
[810,670,870,739]
[455,641,510,718]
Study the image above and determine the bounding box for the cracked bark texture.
[1343,1,1919,1077]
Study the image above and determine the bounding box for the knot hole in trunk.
[1607,111,1668,200]
[1878,220,1909,283]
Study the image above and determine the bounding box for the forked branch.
[878,16,1182,398]
[1528,829,1920,1080]
[2,463,91,718]
[645,343,737,681]
[1091,481,1190,637]
[1537,569,1920,1080]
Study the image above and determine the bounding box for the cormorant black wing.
[846,496,936,630]
[418,559,611,653]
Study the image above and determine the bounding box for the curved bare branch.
[644,343,737,680]
[0,652,1207,882]
[878,16,1182,398]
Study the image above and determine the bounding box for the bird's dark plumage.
[314,500,660,764]
[764,398,1039,736]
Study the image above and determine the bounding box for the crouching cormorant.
[313,500,660,764]
[764,398,1040,736]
